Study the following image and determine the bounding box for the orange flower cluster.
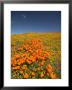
[46,64,57,79]
[11,38,57,79]
[24,73,29,79]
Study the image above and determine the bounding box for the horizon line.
[11,31,61,35]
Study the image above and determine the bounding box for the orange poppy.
[24,73,29,79]
[50,72,57,79]
[32,72,35,76]
[14,54,20,59]
[37,67,41,71]
[20,70,24,74]
[22,65,27,70]
[11,59,17,66]
[46,64,53,73]
[12,66,20,70]
[40,72,44,78]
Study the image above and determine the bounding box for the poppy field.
[11,32,61,79]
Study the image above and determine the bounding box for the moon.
[22,15,26,19]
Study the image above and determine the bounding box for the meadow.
[11,32,61,79]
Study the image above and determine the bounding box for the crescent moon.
[22,15,26,18]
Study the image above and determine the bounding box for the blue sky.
[11,11,61,34]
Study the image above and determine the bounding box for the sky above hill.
[11,11,61,34]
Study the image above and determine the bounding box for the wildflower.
[18,47,23,51]
[41,61,45,65]
[50,72,57,79]
[11,59,17,66]
[47,73,49,76]
[44,51,49,57]
[12,66,20,70]
[14,54,20,59]
[22,65,27,70]
[24,73,29,79]
[21,53,27,57]
[32,72,35,76]
[26,59,32,64]
[37,67,41,71]
[40,72,44,78]
[20,70,24,74]
[46,64,53,73]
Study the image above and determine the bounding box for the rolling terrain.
[11,32,61,79]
